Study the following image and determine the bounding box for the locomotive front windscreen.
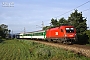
[66,28,74,33]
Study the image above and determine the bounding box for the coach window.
[61,29,63,32]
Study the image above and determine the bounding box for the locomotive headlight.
[65,34,67,37]
[75,34,76,36]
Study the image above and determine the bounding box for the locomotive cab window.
[66,28,74,33]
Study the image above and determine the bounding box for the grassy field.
[0,39,90,60]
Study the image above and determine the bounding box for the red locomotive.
[46,26,77,44]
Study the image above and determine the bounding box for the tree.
[58,17,69,26]
[0,24,10,38]
[68,10,87,33]
[50,18,59,27]
[43,26,51,30]
[43,17,69,30]
[86,30,90,44]
[68,10,88,44]
[50,17,69,27]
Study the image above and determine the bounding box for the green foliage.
[86,30,90,44]
[58,17,69,26]
[43,26,51,30]
[68,10,88,44]
[0,24,11,38]
[68,10,87,34]
[43,17,69,30]
[50,17,69,27]
[77,33,89,44]
[50,18,59,27]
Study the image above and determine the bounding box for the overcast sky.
[0,0,90,33]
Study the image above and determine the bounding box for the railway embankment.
[33,40,90,58]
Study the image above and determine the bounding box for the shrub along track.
[32,40,90,58]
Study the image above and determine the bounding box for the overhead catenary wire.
[82,8,90,12]
[55,0,90,18]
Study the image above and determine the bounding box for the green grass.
[0,39,31,60]
[0,39,90,60]
[86,44,90,46]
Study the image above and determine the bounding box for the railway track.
[30,39,90,58]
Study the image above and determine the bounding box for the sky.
[0,0,90,33]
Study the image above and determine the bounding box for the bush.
[36,48,51,59]
[86,30,90,44]
[77,33,89,44]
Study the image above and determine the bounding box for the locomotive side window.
[61,29,63,32]
[66,28,74,33]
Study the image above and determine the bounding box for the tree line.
[43,10,90,44]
